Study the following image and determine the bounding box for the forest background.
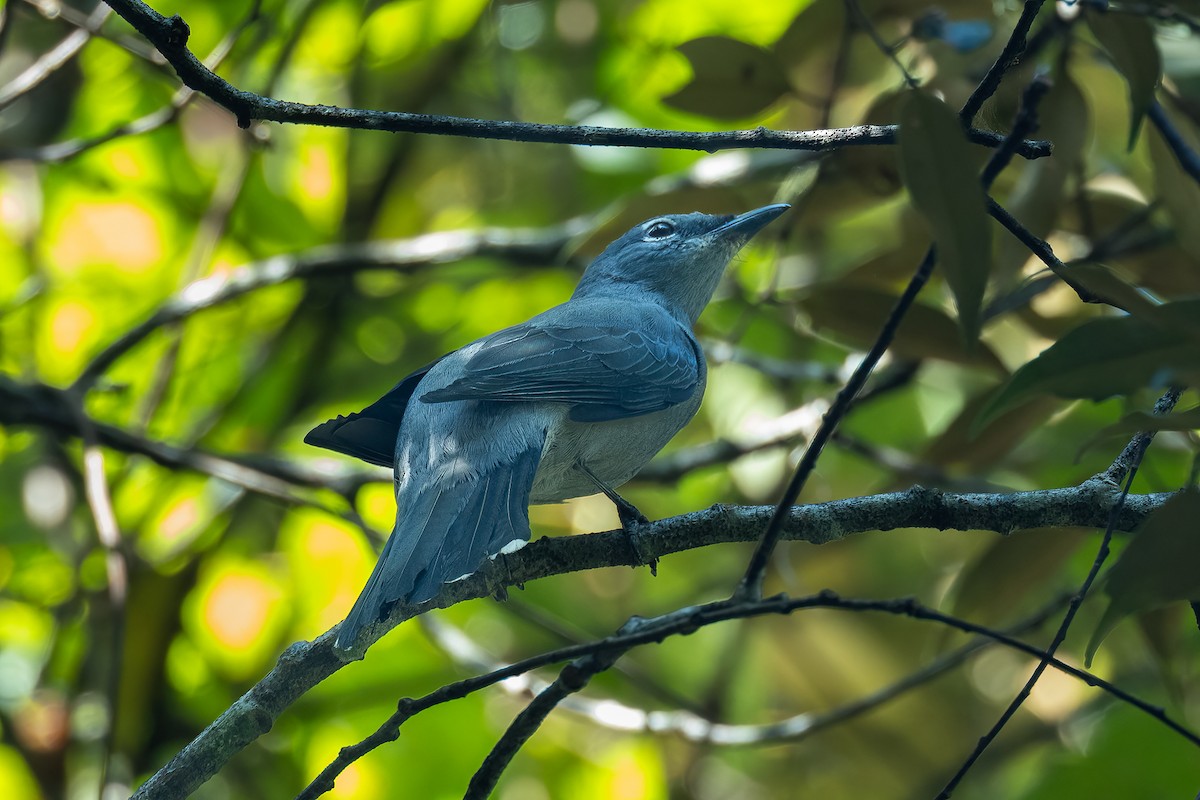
[2,0,1200,798]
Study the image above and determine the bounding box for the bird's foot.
[479,549,522,602]
[613,497,657,577]
[575,461,658,576]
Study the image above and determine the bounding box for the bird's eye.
[644,220,676,240]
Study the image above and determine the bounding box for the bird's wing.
[304,356,446,466]
[420,319,700,423]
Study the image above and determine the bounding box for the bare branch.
[418,596,1062,745]
[126,478,1176,800]
[960,0,1048,124]
[1149,100,1200,186]
[463,641,626,799]
[3,0,260,163]
[297,589,1196,799]
[96,0,1052,158]
[0,375,372,503]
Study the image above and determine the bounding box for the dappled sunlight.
[202,572,278,649]
[185,559,288,679]
[45,199,163,275]
[280,511,375,636]
[47,300,96,363]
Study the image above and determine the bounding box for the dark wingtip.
[303,415,347,448]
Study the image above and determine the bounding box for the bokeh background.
[2,0,1200,797]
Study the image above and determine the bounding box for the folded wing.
[421,322,700,423]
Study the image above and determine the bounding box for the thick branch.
[131,480,1172,800]
[98,0,1051,158]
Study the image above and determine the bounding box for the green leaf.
[897,89,991,345]
[1056,262,1160,316]
[1086,490,1200,666]
[1134,604,1188,702]
[1075,406,1200,461]
[925,392,1058,469]
[799,284,1006,371]
[663,37,791,120]
[1088,11,1161,149]
[1096,406,1200,437]
[977,299,1200,430]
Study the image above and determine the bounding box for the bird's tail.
[334,441,542,651]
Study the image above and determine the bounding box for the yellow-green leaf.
[897,89,991,345]
[1086,490,1200,666]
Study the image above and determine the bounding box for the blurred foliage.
[1,0,1200,798]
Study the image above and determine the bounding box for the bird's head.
[574,204,790,323]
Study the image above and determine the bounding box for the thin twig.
[936,387,1183,797]
[0,376,378,511]
[734,247,937,599]
[960,0,1048,124]
[981,73,1052,189]
[67,392,129,799]
[463,643,627,799]
[294,590,1197,799]
[425,594,1064,744]
[842,0,918,88]
[1148,101,1200,186]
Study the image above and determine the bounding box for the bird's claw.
[617,507,657,577]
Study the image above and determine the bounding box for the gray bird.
[306,204,789,650]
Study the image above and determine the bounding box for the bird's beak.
[710,203,790,241]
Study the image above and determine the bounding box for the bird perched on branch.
[306,204,789,651]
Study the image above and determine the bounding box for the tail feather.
[335,441,542,650]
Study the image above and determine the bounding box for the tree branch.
[72,220,585,391]
[300,587,1198,798]
[463,640,627,800]
[1148,100,1200,186]
[960,0,1048,124]
[97,0,1052,158]
[0,4,111,111]
[128,477,1175,800]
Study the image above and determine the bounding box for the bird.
[305,204,790,650]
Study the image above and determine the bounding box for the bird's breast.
[529,384,704,504]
